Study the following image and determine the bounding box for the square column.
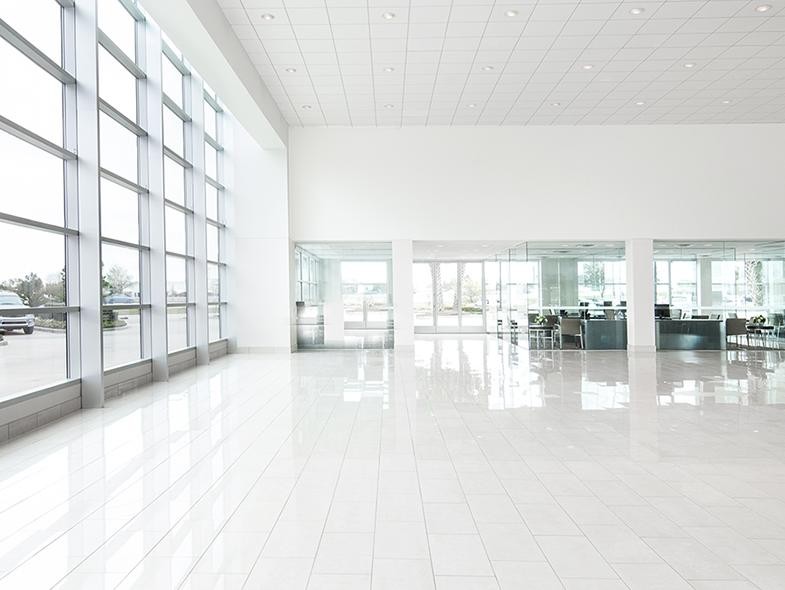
[392,240,414,348]
[626,238,656,353]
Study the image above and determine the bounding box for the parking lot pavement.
[0,315,189,399]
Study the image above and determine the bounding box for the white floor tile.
[535,535,618,579]
[424,502,477,534]
[374,521,430,559]
[2,341,785,589]
[429,534,493,576]
[312,532,373,575]
[476,522,544,561]
[371,558,435,590]
[492,561,563,590]
[612,563,693,589]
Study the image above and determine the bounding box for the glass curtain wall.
[204,85,227,343]
[0,0,233,400]
[0,1,73,397]
[98,0,145,367]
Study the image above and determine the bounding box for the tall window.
[162,41,193,352]
[295,248,320,303]
[654,260,697,311]
[97,0,146,368]
[578,260,627,304]
[204,87,227,342]
[0,0,234,403]
[0,2,74,396]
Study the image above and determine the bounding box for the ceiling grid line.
[221,0,785,127]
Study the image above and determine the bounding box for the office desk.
[581,319,627,350]
[656,319,725,350]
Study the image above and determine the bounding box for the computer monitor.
[654,304,670,319]
[619,300,627,307]
[603,301,612,307]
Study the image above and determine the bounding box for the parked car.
[104,294,138,304]
[0,291,35,334]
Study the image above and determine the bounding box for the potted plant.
[750,315,766,325]
[534,314,547,325]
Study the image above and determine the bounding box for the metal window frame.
[204,133,223,152]
[0,114,76,160]
[164,145,192,169]
[0,0,234,406]
[97,30,145,79]
[99,99,147,137]
[100,168,148,194]
[163,94,191,122]
[0,17,76,83]
[205,176,225,191]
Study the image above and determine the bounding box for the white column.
[142,22,168,382]
[73,0,104,407]
[392,239,414,348]
[626,238,656,353]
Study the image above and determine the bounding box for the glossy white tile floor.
[3,336,785,589]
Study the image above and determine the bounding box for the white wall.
[289,125,785,242]
[231,120,292,351]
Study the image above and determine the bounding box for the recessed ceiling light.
[481,244,489,248]
[722,99,731,104]
[482,65,494,71]
[436,244,444,248]
[468,103,477,108]
[382,11,395,20]
[629,7,645,15]
[285,67,297,73]
[383,67,395,72]
[383,103,395,109]
[551,102,561,106]
[301,104,312,110]
[582,64,593,70]
[684,62,695,68]
[756,4,772,12]
[261,13,275,20]
[635,101,645,106]
[505,10,518,17]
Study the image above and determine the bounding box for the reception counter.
[656,319,725,350]
[580,319,628,350]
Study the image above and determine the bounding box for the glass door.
[413,262,435,332]
[342,261,391,329]
[460,262,485,331]
[436,262,459,331]
[413,261,487,334]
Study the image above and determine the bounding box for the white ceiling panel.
[219,0,785,126]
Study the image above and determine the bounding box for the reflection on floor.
[296,326,395,349]
[2,336,785,588]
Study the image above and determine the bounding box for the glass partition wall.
[494,242,627,335]
[654,241,785,350]
[295,243,394,349]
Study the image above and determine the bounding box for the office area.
[2,0,785,588]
